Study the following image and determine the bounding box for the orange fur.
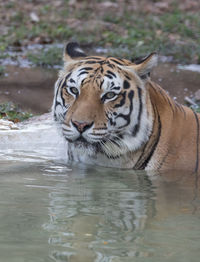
[53,43,200,172]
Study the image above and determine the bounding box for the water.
[178,64,200,73]
[0,119,200,262]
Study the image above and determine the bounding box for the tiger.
[53,42,200,172]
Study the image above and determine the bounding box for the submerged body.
[53,42,200,172]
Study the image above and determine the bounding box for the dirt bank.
[0,66,57,114]
[0,63,200,115]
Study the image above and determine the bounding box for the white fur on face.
[53,64,153,160]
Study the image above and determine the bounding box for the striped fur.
[53,43,200,172]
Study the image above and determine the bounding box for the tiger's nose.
[71,120,93,133]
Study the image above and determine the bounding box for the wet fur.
[53,43,200,172]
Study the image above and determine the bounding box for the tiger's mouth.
[64,133,101,145]
[62,125,133,159]
[74,136,88,143]
[66,134,104,155]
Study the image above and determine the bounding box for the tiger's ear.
[64,42,87,62]
[132,52,158,79]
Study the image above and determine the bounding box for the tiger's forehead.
[66,57,133,91]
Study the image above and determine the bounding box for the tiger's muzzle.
[71,120,94,133]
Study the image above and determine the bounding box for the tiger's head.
[53,42,157,158]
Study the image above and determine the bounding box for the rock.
[184,96,198,107]
[194,89,200,102]
[97,1,118,10]
[30,12,40,23]
[154,2,169,11]
[0,119,19,130]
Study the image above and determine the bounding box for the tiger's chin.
[65,135,101,151]
[66,132,134,160]
[68,136,89,144]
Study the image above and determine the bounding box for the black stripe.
[59,73,72,106]
[166,97,175,116]
[107,70,117,78]
[193,111,199,172]
[110,59,124,65]
[107,63,115,69]
[116,90,134,127]
[123,80,130,89]
[99,80,104,89]
[79,67,93,71]
[69,78,75,83]
[55,100,61,107]
[159,92,175,116]
[57,73,72,106]
[125,74,131,80]
[93,127,107,130]
[61,90,66,106]
[111,86,121,91]
[114,91,126,108]
[105,74,113,79]
[63,72,72,84]
[105,154,121,159]
[134,104,161,170]
[55,82,63,111]
[176,102,187,119]
[110,81,115,88]
[56,78,64,94]
[140,113,161,169]
[85,60,103,64]
[78,71,88,76]
[132,87,143,136]
[106,113,116,126]
[141,74,148,80]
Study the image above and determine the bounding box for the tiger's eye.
[70,87,79,95]
[105,92,116,99]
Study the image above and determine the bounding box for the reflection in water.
[38,165,199,262]
[42,167,155,262]
[0,136,200,262]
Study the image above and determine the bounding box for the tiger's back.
[53,42,200,172]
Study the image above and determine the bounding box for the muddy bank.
[151,64,200,103]
[0,66,57,114]
[0,63,200,114]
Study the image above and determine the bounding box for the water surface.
[0,120,200,262]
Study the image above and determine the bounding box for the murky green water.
[0,119,200,261]
[0,158,200,262]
